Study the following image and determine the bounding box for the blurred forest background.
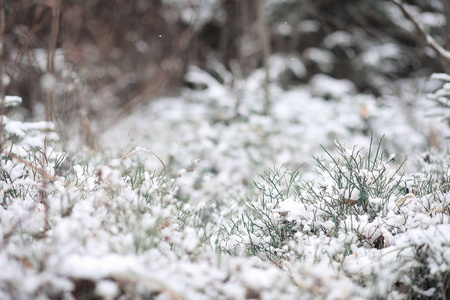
[1,0,449,147]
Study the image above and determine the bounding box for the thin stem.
[390,0,450,62]
[46,0,60,122]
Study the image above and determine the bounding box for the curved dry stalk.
[118,147,167,174]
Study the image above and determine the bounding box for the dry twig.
[390,0,450,62]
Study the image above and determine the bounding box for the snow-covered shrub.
[312,138,404,220]
[1,95,63,205]
[221,139,402,259]
[2,90,449,299]
[220,138,449,299]
[1,96,58,150]
[428,73,450,131]
[0,105,306,299]
[0,103,185,298]
[0,140,319,299]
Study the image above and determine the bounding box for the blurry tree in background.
[1,0,449,146]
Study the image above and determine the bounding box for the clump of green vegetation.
[219,138,449,299]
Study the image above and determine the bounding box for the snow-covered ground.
[102,65,448,202]
[1,61,449,299]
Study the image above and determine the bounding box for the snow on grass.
[1,62,449,298]
[3,96,22,108]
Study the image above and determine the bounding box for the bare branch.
[389,0,450,62]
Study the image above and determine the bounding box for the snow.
[381,2,416,33]
[59,254,140,279]
[310,74,357,98]
[1,60,450,299]
[3,96,22,108]
[40,73,57,92]
[431,73,450,82]
[323,31,354,49]
[162,0,221,28]
[420,12,445,28]
[270,53,307,79]
[28,48,66,73]
[96,280,119,300]
[360,43,405,73]
[276,22,292,36]
[303,48,335,72]
[299,20,320,33]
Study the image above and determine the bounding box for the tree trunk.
[256,0,271,116]
[443,0,450,72]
